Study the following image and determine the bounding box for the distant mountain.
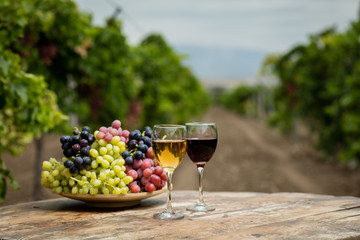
[174,45,267,80]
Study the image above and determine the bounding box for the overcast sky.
[75,0,359,53]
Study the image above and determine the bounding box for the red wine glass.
[185,122,217,212]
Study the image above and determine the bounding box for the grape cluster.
[60,126,95,174]
[41,120,167,195]
[40,157,133,195]
[122,127,167,193]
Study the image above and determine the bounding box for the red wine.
[186,138,217,167]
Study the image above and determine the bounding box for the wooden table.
[1,191,360,239]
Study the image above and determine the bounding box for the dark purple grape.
[64,148,73,158]
[80,139,88,147]
[80,131,89,140]
[64,160,73,168]
[143,126,152,132]
[133,151,144,160]
[87,135,95,145]
[129,131,136,140]
[60,135,70,144]
[74,157,83,167]
[71,136,80,144]
[69,165,78,174]
[128,139,137,150]
[137,144,148,153]
[80,146,90,156]
[82,126,91,132]
[138,140,144,145]
[72,144,81,152]
[83,156,91,165]
[125,156,134,165]
[73,129,79,135]
[144,130,152,138]
[62,142,71,150]
[122,151,130,159]
[143,136,151,147]
[133,130,142,141]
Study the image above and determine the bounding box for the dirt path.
[3,106,360,206]
[174,106,360,196]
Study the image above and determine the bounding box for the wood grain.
[1,191,360,239]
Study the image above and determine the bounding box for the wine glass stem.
[197,166,205,205]
[166,171,174,213]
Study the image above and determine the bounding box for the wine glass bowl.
[152,124,187,220]
[186,122,217,212]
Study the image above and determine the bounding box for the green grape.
[99,172,106,181]
[91,160,98,169]
[114,177,120,184]
[118,158,125,165]
[90,187,98,195]
[90,172,97,179]
[69,179,75,187]
[109,170,115,178]
[63,186,70,193]
[98,139,107,147]
[118,171,126,178]
[90,149,99,158]
[52,180,60,187]
[99,147,107,155]
[80,169,86,175]
[107,178,115,186]
[61,179,68,186]
[111,136,120,145]
[81,176,87,181]
[48,175,55,183]
[42,161,52,170]
[106,144,113,151]
[52,169,59,176]
[113,145,120,154]
[102,187,110,194]
[96,156,104,164]
[55,187,62,194]
[42,171,50,178]
[123,176,133,185]
[71,186,78,194]
[113,165,121,173]
[79,189,84,194]
[120,188,128,194]
[82,185,89,194]
[103,155,113,163]
[93,179,102,187]
[59,165,65,171]
[41,177,48,186]
[113,187,121,194]
[119,181,126,188]
[101,160,110,169]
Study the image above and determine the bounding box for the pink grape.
[137,168,143,178]
[117,129,122,136]
[122,130,130,138]
[127,169,138,179]
[146,147,155,159]
[160,171,167,181]
[161,180,166,188]
[145,183,156,192]
[99,126,108,133]
[97,131,105,139]
[120,136,126,142]
[142,159,153,170]
[150,174,161,186]
[154,166,163,176]
[104,133,113,142]
[133,159,142,170]
[141,177,150,186]
[125,165,133,172]
[110,128,118,136]
[130,184,141,193]
[143,168,153,178]
[111,120,121,129]
[128,181,137,187]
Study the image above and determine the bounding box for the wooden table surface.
[1,191,360,240]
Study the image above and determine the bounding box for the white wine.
[152,140,187,173]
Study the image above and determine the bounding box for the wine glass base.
[186,204,215,212]
[153,211,184,220]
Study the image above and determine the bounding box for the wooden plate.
[60,188,167,208]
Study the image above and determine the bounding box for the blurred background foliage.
[0,0,210,202]
[219,9,360,165]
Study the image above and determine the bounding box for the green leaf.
[0,56,10,76]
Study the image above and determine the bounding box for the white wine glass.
[152,124,187,220]
[186,122,217,212]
